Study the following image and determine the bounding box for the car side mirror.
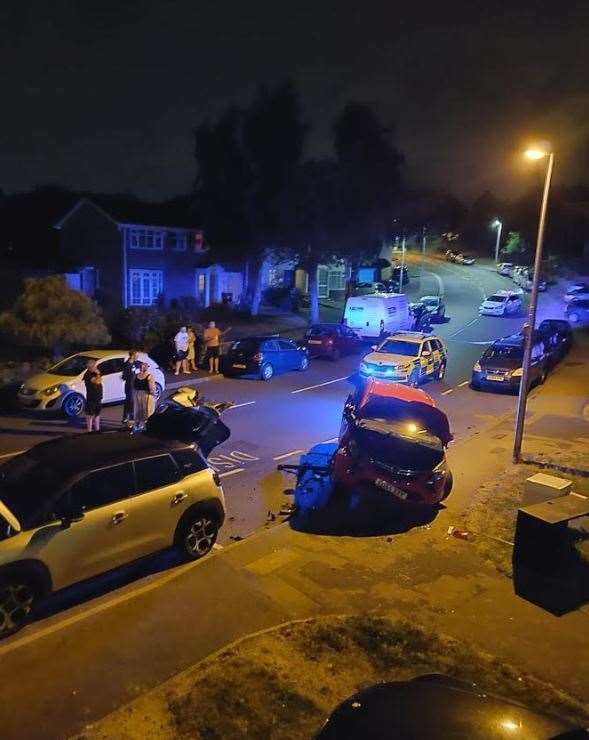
[371,345,377,351]
[421,350,431,357]
[60,509,85,529]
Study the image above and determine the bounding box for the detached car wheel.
[62,392,85,418]
[0,573,40,638]
[299,355,309,371]
[175,511,219,561]
[260,363,274,381]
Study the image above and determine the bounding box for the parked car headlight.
[359,362,370,374]
[43,384,63,396]
[473,362,482,372]
[511,367,523,377]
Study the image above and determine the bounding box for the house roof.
[55,194,202,231]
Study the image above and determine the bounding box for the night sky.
[2,1,588,201]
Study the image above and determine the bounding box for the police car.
[359,331,448,387]
[479,290,522,317]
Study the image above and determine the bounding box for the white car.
[18,350,165,418]
[479,291,522,317]
[563,284,589,303]
[496,262,513,276]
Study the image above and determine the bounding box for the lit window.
[129,228,164,250]
[128,269,163,306]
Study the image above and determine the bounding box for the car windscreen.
[306,326,335,337]
[486,295,507,303]
[230,339,260,354]
[421,298,438,306]
[0,455,61,527]
[484,345,522,360]
[377,340,419,356]
[48,355,96,376]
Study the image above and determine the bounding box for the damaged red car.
[335,379,453,505]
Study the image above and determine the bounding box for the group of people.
[83,351,156,433]
[174,321,230,375]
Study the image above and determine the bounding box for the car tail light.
[327,338,333,345]
[252,352,263,363]
[213,471,222,487]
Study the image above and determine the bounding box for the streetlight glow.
[491,219,501,228]
[491,219,502,263]
[524,148,546,160]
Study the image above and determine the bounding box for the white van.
[343,294,411,339]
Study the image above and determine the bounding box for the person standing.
[83,359,103,432]
[174,326,190,375]
[133,362,156,431]
[186,327,198,372]
[122,350,139,426]
[203,321,231,374]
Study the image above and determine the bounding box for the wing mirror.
[421,350,431,357]
[60,508,85,529]
[371,345,378,351]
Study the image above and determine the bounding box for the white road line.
[321,437,339,444]
[441,389,454,395]
[0,449,25,460]
[291,376,348,394]
[458,380,470,387]
[227,401,256,410]
[449,317,479,339]
[273,449,305,461]
[219,468,245,478]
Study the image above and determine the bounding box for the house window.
[128,228,164,250]
[129,269,163,306]
[170,232,187,251]
[328,270,346,291]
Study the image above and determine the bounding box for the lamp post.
[513,145,555,463]
[491,219,502,264]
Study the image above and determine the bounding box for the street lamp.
[513,144,555,463]
[491,219,502,264]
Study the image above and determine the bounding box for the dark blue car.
[223,336,309,380]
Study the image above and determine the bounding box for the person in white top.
[174,326,190,375]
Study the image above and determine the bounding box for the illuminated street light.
[491,219,502,264]
[513,144,554,463]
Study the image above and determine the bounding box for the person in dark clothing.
[83,359,103,432]
[121,350,140,425]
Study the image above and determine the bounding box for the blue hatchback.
[223,336,309,380]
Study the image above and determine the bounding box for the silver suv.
[0,431,225,637]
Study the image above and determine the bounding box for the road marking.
[273,449,305,461]
[291,376,348,394]
[0,449,25,460]
[441,389,454,395]
[458,380,470,387]
[227,401,256,410]
[321,437,339,444]
[219,468,245,478]
[449,317,479,339]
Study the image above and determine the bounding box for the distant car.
[471,334,548,392]
[520,271,547,291]
[360,331,448,386]
[352,281,388,296]
[223,336,309,380]
[536,319,573,363]
[0,431,226,637]
[479,290,522,317]
[17,350,165,418]
[566,298,589,325]
[496,262,514,276]
[304,324,364,360]
[512,266,530,286]
[456,253,475,265]
[389,264,410,286]
[563,283,589,303]
[414,295,446,321]
[317,674,586,739]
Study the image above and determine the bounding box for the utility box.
[523,473,571,505]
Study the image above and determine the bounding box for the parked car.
[566,298,589,325]
[496,262,514,276]
[455,253,476,265]
[304,324,364,360]
[17,350,165,418]
[223,336,309,380]
[360,331,448,386]
[563,283,589,303]
[471,334,548,392]
[352,281,388,296]
[479,290,522,317]
[512,265,529,286]
[343,294,411,339]
[536,319,573,363]
[413,295,446,321]
[0,430,226,637]
[317,674,586,739]
[389,264,410,286]
[520,270,547,291]
[336,379,453,505]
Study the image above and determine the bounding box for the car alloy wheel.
[0,578,37,637]
[299,355,309,370]
[62,392,85,418]
[568,313,580,323]
[261,363,274,381]
[179,515,219,560]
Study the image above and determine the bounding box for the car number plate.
[487,373,505,382]
[232,363,247,369]
[307,340,322,344]
[375,478,408,499]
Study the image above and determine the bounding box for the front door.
[97,357,125,402]
[278,339,299,370]
[38,462,137,590]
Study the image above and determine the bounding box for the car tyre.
[174,510,219,561]
[408,369,420,388]
[568,312,580,324]
[442,471,454,500]
[62,392,85,418]
[299,355,309,371]
[260,363,274,381]
[471,379,481,391]
[0,572,41,638]
[435,362,447,381]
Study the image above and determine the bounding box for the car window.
[421,341,432,355]
[134,455,180,493]
[377,339,419,356]
[278,339,296,350]
[171,447,207,476]
[0,456,63,528]
[98,358,125,376]
[70,463,135,512]
[48,355,97,376]
[263,340,280,351]
[431,340,442,352]
[231,339,260,354]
